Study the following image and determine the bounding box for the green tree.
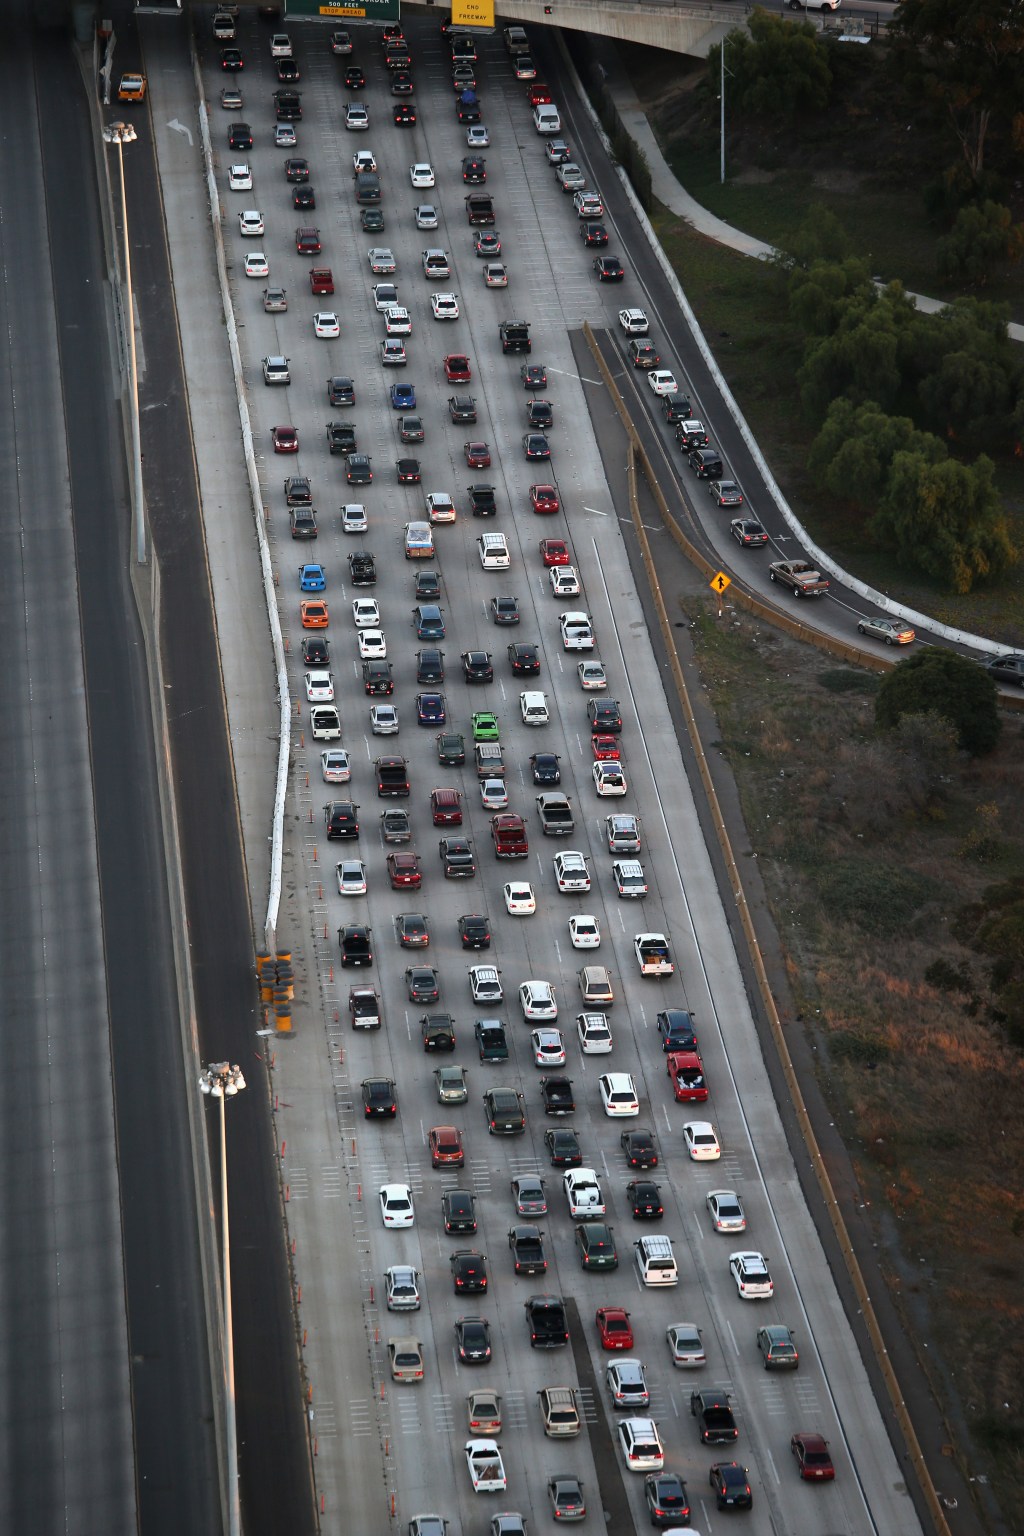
[875,651,1001,756]
[808,398,947,504]
[708,11,832,123]
[871,450,1017,591]
[780,204,852,268]
[936,200,1024,283]
[889,0,1024,178]
[787,254,875,337]
[798,292,909,419]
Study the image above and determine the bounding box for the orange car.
[117,72,147,102]
[300,600,329,629]
[429,1124,465,1167]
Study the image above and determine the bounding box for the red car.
[387,852,422,889]
[539,538,569,567]
[530,484,559,514]
[592,734,621,761]
[667,1050,708,1102]
[272,425,299,453]
[444,353,472,382]
[528,81,552,105]
[595,1306,633,1351]
[295,226,321,255]
[791,1434,835,1482]
[464,441,491,468]
[429,1124,465,1167]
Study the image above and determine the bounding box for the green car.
[575,1221,618,1270]
[472,711,500,742]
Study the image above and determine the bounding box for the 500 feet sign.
[286,0,401,20]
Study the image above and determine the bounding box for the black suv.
[475,1019,508,1060]
[349,550,376,586]
[524,1294,569,1347]
[327,421,356,456]
[462,650,493,683]
[421,1012,456,1051]
[414,569,441,599]
[437,732,466,765]
[289,507,318,539]
[338,924,372,967]
[442,1188,477,1233]
[440,836,475,877]
[327,375,355,406]
[688,446,724,478]
[324,801,359,839]
[450,1250,488,1293]
[360,1077,396,1118]
[508,643,540,676]
[458,913,490,949]
[416,648,445,683]
[484,1086,525,1135]
[302,636,329,667]
[448,394,477,423]
[362,660,393,695]
[656,1008,698,1053]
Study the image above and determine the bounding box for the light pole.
[102,120,146,565]
[199,1062,246,1536]
[719,37,735,185]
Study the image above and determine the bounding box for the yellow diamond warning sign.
[710,571,731,595]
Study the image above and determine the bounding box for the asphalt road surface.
[173,11,925,1536]
[0,8,216,1536]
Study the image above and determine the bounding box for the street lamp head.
[199,1062,246,1098]
[103,121,138,146]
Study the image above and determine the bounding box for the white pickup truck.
[465,1438,507,1492]
[634,933,675,976]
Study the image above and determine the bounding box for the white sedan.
[577,1012,613,1053]
[683,1122,722,1161]
[553,851,591,892]
[467,125,489,147]
[244,251,269,277]
[647,370,678,397]
[532,1028,566,1067]
[593,762,628,797]
[238,209,264,236]
[599,1071,640,1117]
[414,205,438,230]
[550,567,581,597]
[578,661,607,690]
[321,748,351,783]
[379,1183,415,1228]
[568,914,601,949]
[304,669,334,702]
[341,503,368,534]
[483,263,508,287]
[410,161,435,187]
[519,980,557,1020]
[358,629,387,659]
[313,311,340,338]
[336,859,367,895]
[504,881,536,915]
[431,292,460,320]
[368,249,397,275]
[352,597,380,627]
[228,163,252,191]
[480,778,508,810]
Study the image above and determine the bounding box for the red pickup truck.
[309,268,334,294]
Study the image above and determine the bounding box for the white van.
[478,532,510,569]
[520,691,549,726]
[534,104,561,135]
[635,1235,679,1287]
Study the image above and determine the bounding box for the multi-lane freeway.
[155,9,929,1535]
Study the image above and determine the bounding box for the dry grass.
[688,598,1024,1527]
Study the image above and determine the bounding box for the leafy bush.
[876,652,1001,755]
